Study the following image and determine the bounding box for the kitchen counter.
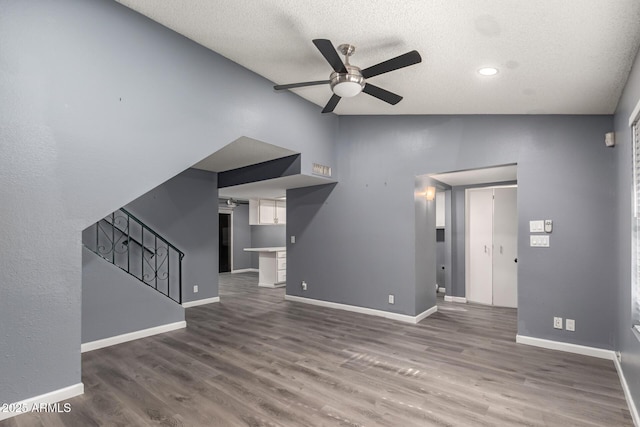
[243,247,286,288]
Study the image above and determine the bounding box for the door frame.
[464,184,518,305]
[219,207,234,272]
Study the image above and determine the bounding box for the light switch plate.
[530,235,550,247]
[530,220,544,233]
[566,319,575,331]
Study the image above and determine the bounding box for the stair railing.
[85,208,184,304]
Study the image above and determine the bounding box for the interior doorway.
[466,185,518,307]
[219,212,231,273]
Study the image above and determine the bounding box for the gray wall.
[231,203,253,271]
[81,248,185,343]
[287,115,616,348]
[615,45,640,412]
[0,0,336,403]
[250,225,287,268]
[414,176,438,314]
[125,169,218,303]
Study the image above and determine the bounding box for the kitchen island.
[243,247,286,288]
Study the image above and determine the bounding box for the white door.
[468,189,494,305]
[492,188,518,308]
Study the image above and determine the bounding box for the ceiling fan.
[274,39,422,113]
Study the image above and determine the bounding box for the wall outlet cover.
[388,295,395,304]
[553,317,563,329]
[193,285,199,293]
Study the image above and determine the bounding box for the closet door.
[492,188,518,308]
[468,189,494,305]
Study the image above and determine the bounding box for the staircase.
[84,208,184,304]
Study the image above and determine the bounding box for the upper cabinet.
[250,199,286,225]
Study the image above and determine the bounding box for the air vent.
[312,163,332,177]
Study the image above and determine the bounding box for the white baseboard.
[182,297,220,308]
[81,321,187,353]
[444,295,467,303]
[0,383,84,421]
[438,287,446,294]
[231,268,258,274]
[259,282,286,288]
[516,335,616,360]
[284,295,437,324]
[615,354,640,427]
[415,305,439,323]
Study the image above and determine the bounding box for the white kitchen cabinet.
[249,199,259,225]
[255,199,286,224]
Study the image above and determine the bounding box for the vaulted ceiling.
[117,0,640,115]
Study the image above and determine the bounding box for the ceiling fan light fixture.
[330,66,365,98]
[478,67,499,76]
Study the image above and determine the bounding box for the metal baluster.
[179,254,183,304]
[167,247,171,300]
[111,212,115,264]
[155,236,158,290]
[141,228,144,281]
[127,213,130,273]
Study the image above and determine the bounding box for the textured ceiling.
[116,0,640,115]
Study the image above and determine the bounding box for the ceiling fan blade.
[274,80,330,90]
[362,83,403,105]
[313,39,347,73]
[361,50,422,79]
[322,94,341,113]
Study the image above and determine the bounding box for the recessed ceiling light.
[478,67,499,76]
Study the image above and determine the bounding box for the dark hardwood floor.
[2,272,632,426]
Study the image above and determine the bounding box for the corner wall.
[614,44,640,413]
[287,115,616,346]
[0,0,336,404]
[124,169,219,303]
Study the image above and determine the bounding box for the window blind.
[633,121,640,324]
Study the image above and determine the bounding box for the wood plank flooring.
[2,272,632,426]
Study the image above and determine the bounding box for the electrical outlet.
[388,295,395,304]
[301,281,307,291]
[553,317,563,329]
[193,285,199,293]
[566,319,575,331]
[291,235,296,244]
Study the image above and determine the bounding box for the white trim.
[81,321,186,353]
[444,295,467,303]
[629,96,640,127]
[0,383,84,421]
[182,297,220,308]
[615,354,640,427]
[259,282,286,288]
[231,268,259,274]
[516,335,615,360]
[284,294,437,324]
[415,305,439,323]
[437,287,446,293]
